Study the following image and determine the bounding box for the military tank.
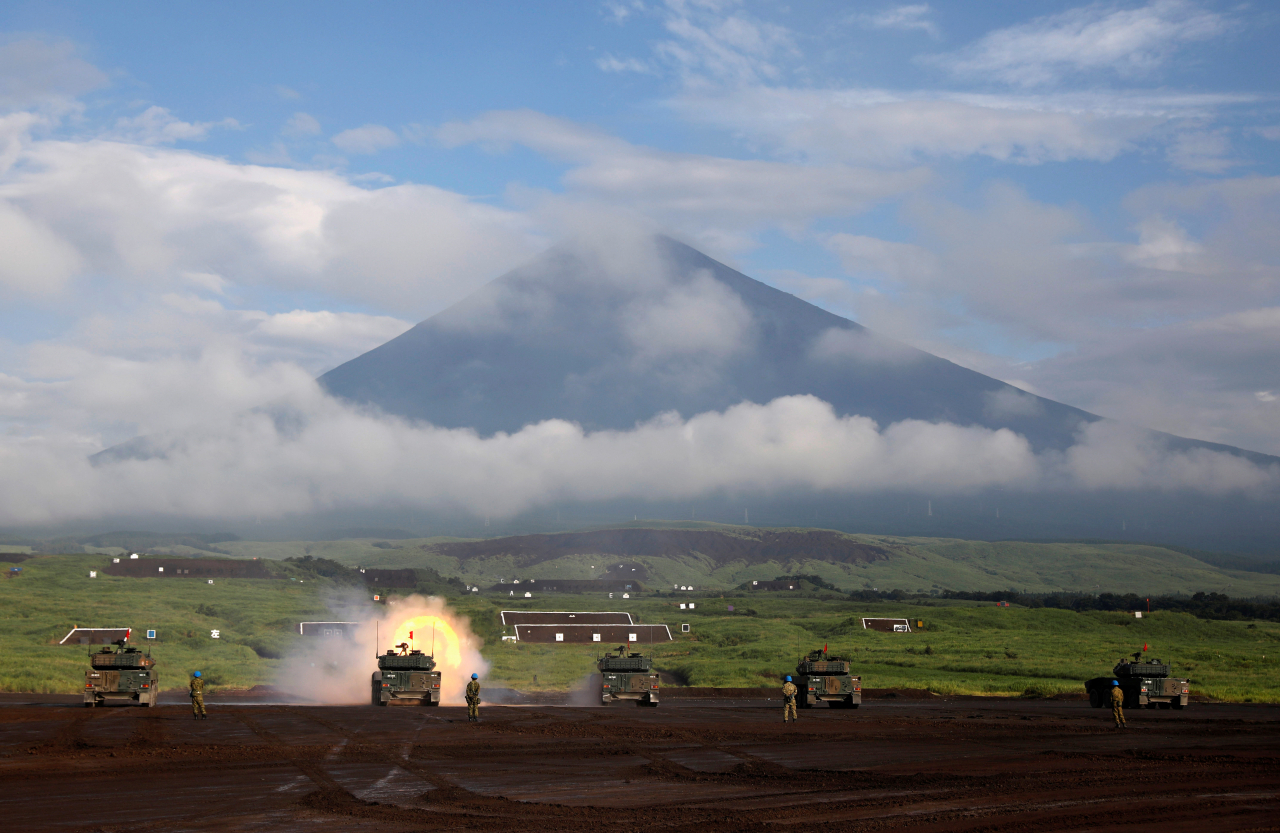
[371,643,441,706]
[84,639,158,707]
[795,648,861,709]
[1086,651,1189,710]
[597,646,659,706]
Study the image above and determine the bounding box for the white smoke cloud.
[275,594,488,706]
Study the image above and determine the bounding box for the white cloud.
[808,327,922,365]
[1013,304,1280,455]
[597,54,654,73]
[0,388,1272,526]
[672,85,1248,166]
[1121,216,1208,272]
[828,232,939,280]
[0,198,83,294]
[931,0,1231,87]
[1063,419,1274,494]
[776,173,1280,458]
[983,387,1044,419]
[621,270,753,362]
[853,5,939,38]
[331,123,401,154]
[603,0,646,24]
[252,309,412,355]
[0,290,414,455]
[0,131,540,313]
[0,38,107,110]
[439,109,929,237]
[110,106,240,145]
[650,0,797,85]
[1193,307,1280,334]
[283,112,322,137]
[1165,127,1236,173]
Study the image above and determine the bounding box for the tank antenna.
[431,623,436,658]
[376,621,379,659]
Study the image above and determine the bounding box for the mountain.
[88,236,1277,552]
[320,235,1266,459]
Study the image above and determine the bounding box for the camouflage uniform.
[190,676,207,719]
[1109,685,1125,728]
[465,679,481,721]
[782,681,798,722]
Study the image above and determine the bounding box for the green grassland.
[2,552,1278,703]
[205,527,1280,597]
[477,595,1280,703]
[0,553,331,693]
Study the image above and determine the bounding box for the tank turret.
[597,649,652,673]
[84,639,158,707]
[371,643,440,706]
[1114,651,1169,679]
[597,645,658,706]
[377,649,437,672]
[792,647,861,709]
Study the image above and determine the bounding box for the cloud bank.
[0,387,1273,527]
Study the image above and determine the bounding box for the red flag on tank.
[824,643,828,653]
[1143,643,1148,651]
[409,631,413,639]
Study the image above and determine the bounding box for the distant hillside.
[67,522,1280,597]
[198,524,1280,597]
[431,528,894,569]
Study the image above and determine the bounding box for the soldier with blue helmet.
[1109,679,1125,728]
[465,673,481,722]
[782,675,798,723]
[190,670,207,720]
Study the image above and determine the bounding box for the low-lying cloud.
[0,387,1274,527]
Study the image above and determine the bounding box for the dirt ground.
[1,692,1276,832]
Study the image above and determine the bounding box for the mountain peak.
[320,235,1088,446]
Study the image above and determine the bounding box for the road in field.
[1,695,1276,831]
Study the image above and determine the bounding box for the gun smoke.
[275,594,488,706]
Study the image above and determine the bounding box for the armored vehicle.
[84,639,158,707]
[372,643,441,706]
[795,648,861,708]
[598,646,659,706]
[1086,652,1189,710]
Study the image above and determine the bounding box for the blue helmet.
[1111,680,1119,686]
[193,671,202,678]
[471,673,478,680]
[785,675,792,682]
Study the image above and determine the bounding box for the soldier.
[465,673,481,722]
[190,671,207,720]
[1109,679,1125,729]
[782,675,798,723]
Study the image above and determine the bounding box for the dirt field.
[1,692,1276,832]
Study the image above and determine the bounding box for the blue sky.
[0,1,1277,524]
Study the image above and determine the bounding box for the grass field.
[474,595,1280,703]
[0,553,330,693]
[2,553,1277,702]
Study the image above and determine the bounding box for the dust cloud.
[275,594,488,706]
